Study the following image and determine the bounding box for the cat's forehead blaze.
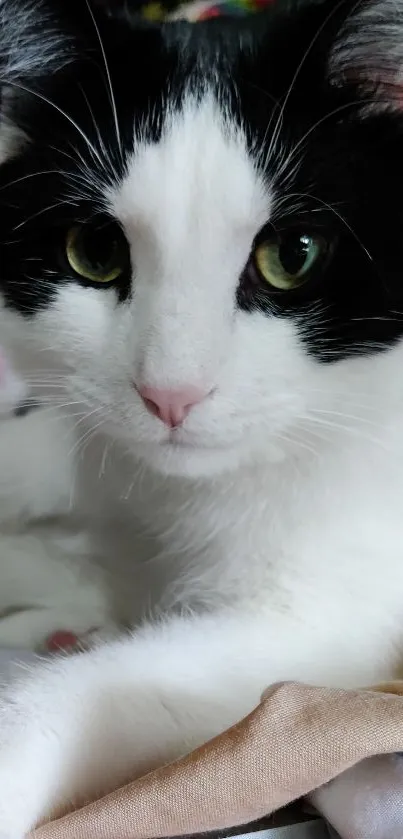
[111,96,269,253]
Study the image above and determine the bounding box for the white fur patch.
[0,116,26,164]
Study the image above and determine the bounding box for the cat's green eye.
[254,229,327,291]
[66,221,129,284]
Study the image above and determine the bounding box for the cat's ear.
[0,0,91,162]
[329,0,403,108]
[0,0,78,161]
[0,0,74,87]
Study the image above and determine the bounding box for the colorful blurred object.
[107,0,275,23]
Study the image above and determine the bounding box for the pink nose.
[138,385,207,428]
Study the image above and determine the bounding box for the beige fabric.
[31,680,403,839]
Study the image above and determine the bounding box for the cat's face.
[2,0,403,478]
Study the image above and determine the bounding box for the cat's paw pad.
[44,629,81,652]
[44,622,121,653]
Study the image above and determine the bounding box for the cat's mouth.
[164,421,235,449]
[156,429,231,454]
[161,436,216,451]
[136,433,239,478]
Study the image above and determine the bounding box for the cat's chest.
[76,433,403,618]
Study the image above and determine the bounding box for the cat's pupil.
[82,226,117,271]
[278,233,310,276]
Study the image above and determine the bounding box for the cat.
[0,0,403,833]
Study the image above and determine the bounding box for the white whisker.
[13,201,77,232]
[84,0,122,161]
[265,0,352,172]
[2,79,105,169]
[275,96,376,189]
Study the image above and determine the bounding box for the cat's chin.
[132,439,245,479]
[130,436,286,478]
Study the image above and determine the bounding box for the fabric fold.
[32,680,403,839]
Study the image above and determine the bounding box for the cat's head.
[1,0,403,478]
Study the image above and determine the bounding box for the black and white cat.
[0,0,403,833]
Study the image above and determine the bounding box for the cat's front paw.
[0,640,149,835]
[0,591,118,653]
[0,746,41,837]
[0,655,98,835]
[0,715,58,836]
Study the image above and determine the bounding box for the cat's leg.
[0,533,116,651]
[0,600,390,837]
[0,609,289,837]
